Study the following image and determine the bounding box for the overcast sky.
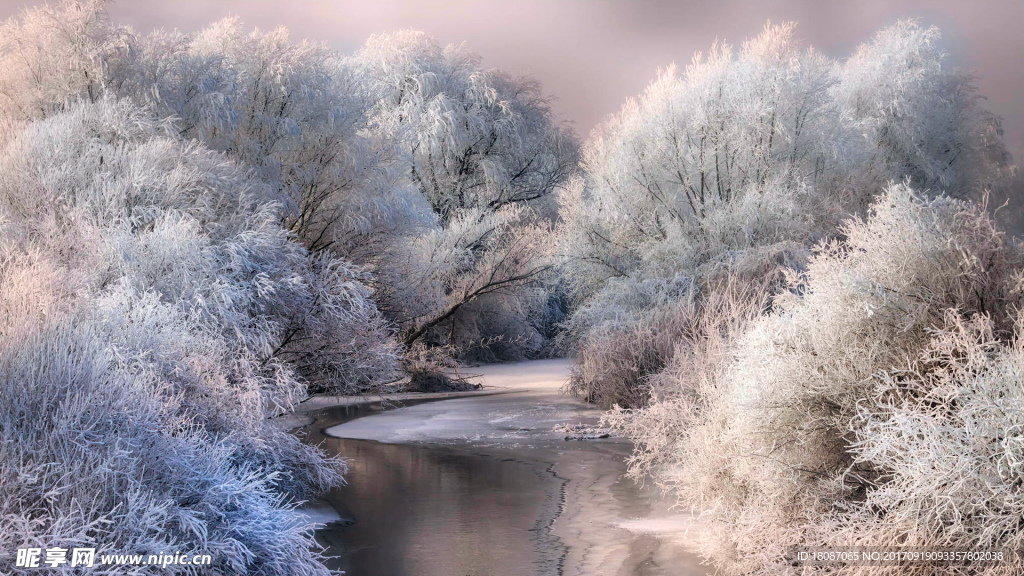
[2,0,1022,161]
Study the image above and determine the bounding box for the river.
[299,359,710,576]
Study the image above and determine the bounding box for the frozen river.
[301,359,710,576]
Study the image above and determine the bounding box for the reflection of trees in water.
[319,439,548,576]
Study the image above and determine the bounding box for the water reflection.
[303,403,710,576]
[317,439,561,575]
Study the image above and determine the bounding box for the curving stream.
[299,360,710,576]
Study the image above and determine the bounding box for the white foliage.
[0,311,337,576]
[1,1,580,358]
[835,20,1010,198]
[1,1,421,256]
[561,23,838,298]
[0,0,124,126]
[0,1,581,572]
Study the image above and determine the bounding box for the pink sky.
[2,0,1023,161]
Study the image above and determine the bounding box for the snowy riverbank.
[321,359,592,443]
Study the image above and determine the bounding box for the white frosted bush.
[812,313,1024,575]
[0,98,399,395]
[621,184,1023,574]
[558,275,696,406]
[561,244,803,408]
[0,224,341,574]
[0,312,336,576]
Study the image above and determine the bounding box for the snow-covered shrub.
[559,275,695,407]
[620,183,1023,574]
[605,271,772,481]
[0,222,342,575]
[0,98,399,394]
[274,253,400,394]
[564,247,793,408]
[813,312,1024,575]
[0,307,337,576]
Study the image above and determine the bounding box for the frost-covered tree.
[558,20,1011,407]
[351,31,579,354]
[112,19,421,256]
[835,20,1011,200]
[0,0,122,124]
[567,20,1007,292]
[354,30,577,223]
[561,23,839,298]
[0,2,418,570]
[0,4,404,385]
[559,22,840,406]
[0,2,580,569]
